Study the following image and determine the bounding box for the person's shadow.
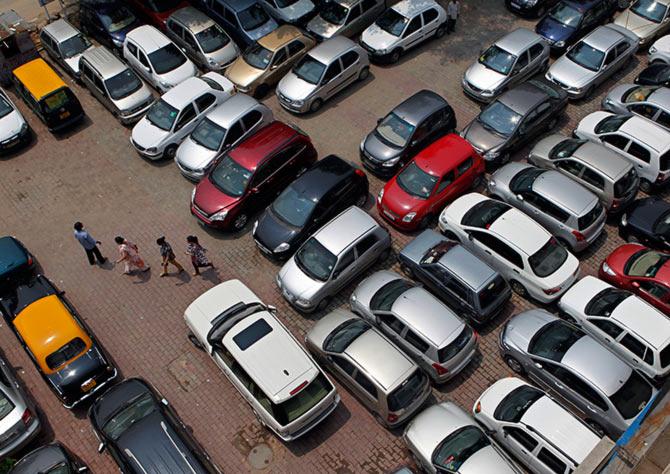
[198,266,221,285]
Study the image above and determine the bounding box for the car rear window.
[461,199,510,228]
[660,151,670,171]
[41,88,73,114]
[387,370,426,412]
[233,319,273,350]
[614,168,638,198]
[609,371,653,420]
[370,279,414,312]
[528,238,568,278]
[578,203,603,230]
[45,337,87,371]
[493,384,543,422]
[438,326,473,363]
[274,372,333,425]
[432,425,490,472]
[0,388,15,421]
[478,275,506,309]
[585,288,630,317]
[528,320,584,361]
[660,343,670,368]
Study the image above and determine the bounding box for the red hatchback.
[600,243,670,315]
[191,122,317,231]
[126,0,189,30]
[377,134,484,231]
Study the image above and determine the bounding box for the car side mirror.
[250,187,259,194]
[467,232,473,241]
[534,362,543,369]
[59,290,66,296]
[97,442,106,453]
[267,304,277,312]
[410,140,418,147]
[332,270,341,279]
[376,117,383,124]
[144,65,151,73]
[270,63,279,70]
[516,194,524,202]
[161,398,169,406]
[77,467,89,473]
[632,281,640,288]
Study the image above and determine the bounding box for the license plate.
[383,210,396,220]
[60,110,70,119]
[81,379,97,392]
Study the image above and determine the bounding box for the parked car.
[165,7,240,72]
[404,401,522,474]
[79,46,155,125]
[528,134,639,213]
[506,0,559,17]
[176,93,273,179]
[305,309,430,427]
[545,24,638,99]
[0,275,117,408]
[277,206,391,312]
[648,34,670,62]
[500,309,657,437]
[253,154,369,260]
[473,377,602,474]
[359,0,447,64]
[79,0,142,52]
[11,443,88,474]
[191,121,316,230]
[398,230,511,325]
[39,19,93,79]
[614,0,670,46]
[123,25,197,93]
[195,0,278,48]
[131,72,234,160]
[184,280,340,440]
[89,378,220,472]
[11,58,85,133]
[125,0,189,30]
[438,193,581,303]
[600,243,670,314]
[636,62,670,85]
[603,84,670,130]
[359,90,456,177]
[574,112,670,192]
[307,0,386,41]
[619,197,670,250]
[535,0,620,52]
[377,134,484,231]
[488,162,606,252]
[462,28,550,102]
[0,236,35,294]
[0,88,30,153]
[277,36,370,114]
[461,78,568,166]
[225,25,315,97]
[260,0,316,24]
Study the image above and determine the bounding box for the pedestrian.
[447,0,460,34]
[73,222,107,265]
[156,236,184,277]
[114,236,150,275]
[185,235,214,276]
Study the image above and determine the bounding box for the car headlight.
[650,46,658,54]
[440,213,449,223]
[252,220,258,234]
[402,212,416,223]
[295,298,311,307]
[20,123,28,134]
[601,262,616,276]
[555,40,565,48]
[293,99,304,107]
[274,242,290,253]
[146,147,157,154]
[377,188,384,203]
[276,275,282,288]
[481,89,494,96]
[485,150,500,160]
[382,156,401,167]
[113,38,123,48]
[488,180,496,188]
[191,187,196,203]
[621,213,628,227]
[207,57,216,66]
[159,80,171,90]
[211,209,229,221]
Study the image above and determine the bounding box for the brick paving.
[0,0,666,472]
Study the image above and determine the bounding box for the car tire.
[400,262,414,278]
[233,213,248,231]
[419,214,433,230]
[546,117,558,131]
[510,280,528,298]
[472,174,484,190]
[435,24,447,39]
[355,192,367,207]
[389,49,402,64]
[254,84,270,99]
[505,356,525,375]
[188,333,204,351]
[316,296,331,312]
[309,98,323,113]
[358,66,370,81]
[442,230,460,242]
[586,420,605,437]
[163,144,178,160]
[639,178,653,193]
[378,247,391,263]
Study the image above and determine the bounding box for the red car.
[191,121,317,231]
[377,134,484,231]
[125,0,189,30]
[600,243,670,315]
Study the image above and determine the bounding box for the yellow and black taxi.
[0,275,117,408]
[11,58,84,133]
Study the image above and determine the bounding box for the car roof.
[162,76,216,108]
[613,297,670,349]
[42,18,79,41]
[647,86,670,106]
[564,0,604,12]
[533,170,598,216]
[572,141,632,180]
[496,28,542,55]
[392,0,440,17]
[258,25,304,50]
[440,245,498,291]
[308,36,357,63]
[205,93,260,127]
[289,155,357,202]
[583,25,624,50]
[391,89,448,126]
[489,206,551,255]
[315,206,378,255]
[81,46,127,78]
[169,6,215,33]
[413,134,473,177]
[229,121,298,171]
[126,25,170,53]
[11,444,70,474]
[619,115,670,152]
[13,58,67,100]
[220,0,261,12]
[498,82,547,114]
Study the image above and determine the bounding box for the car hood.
[278,72,316,101]
[278,257,324,299]
[176,136,218,172]
[254,207,301,251]
[460,446,518,474]
[465,62,507,91]
[614,10,659,39]
[530,133,567,160]
[158,61,197,88]
[352,270,400,310]
[549,56,595,88]
[280,0,315,19]
[382,180,426,217]
[606,83,636,105]
[246,19,278,41]
[207,42,240,66]
[307,16,341,40]
[225,58,264,88]
[361,24,398,50]
[575,111,612,137]
[113,85,154,111]
[400,229,446,265]
[193,174,240,215]
[363,130,403,162]
[652,34,670,53]
[132,118,169,148]
[463,120,506,153]
[536,17,575,43]
[0,110,25,141]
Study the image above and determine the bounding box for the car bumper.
[277,93,310,113]
[505,0,543,16]
[130,138,163,160]
[0,127,31,153]
[531,267,581,304]
[48,111,84,133]
[377,202,420,231]
[191,203,228,229]
[359,149,398,177]
[434,339,478,384]
[360,42,397,63]
[253,237,291,261]
[176,160,206,181]
[118,101,154,125]
[276,393,340,441]
[0,416,40,458]
[62,368,118,409]
[461,78,496,103]
[387,378,431,429]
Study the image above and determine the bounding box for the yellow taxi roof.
[13,294,91,374]
[13,58,67,100]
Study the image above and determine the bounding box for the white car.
[0,88,30,152]
[39,19,93,79]
[359,0,447,64]
[438,193,580,303]
[649,33,670,62]
[123,25,197,93]
[614,0,670,46]
[473,377,602,474]
[558,275,670,379]
[131,72,234,160]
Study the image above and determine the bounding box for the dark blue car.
[619,198,670,251]
[0,236,34,294]
[79,0,142,52]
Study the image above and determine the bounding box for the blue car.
[0,236,34,294]
[79,0,142,52]
[192,0,278,48]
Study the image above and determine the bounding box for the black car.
[398,230,511,325]
[89,378,219,474]
[0,236,35,295]
[635,63,670,86]
[506,0,559,17]
[11,443,88,474]
[79,0,142,53]
[619,197,670,250]
[360,90,456,178]
[253,154,369,260]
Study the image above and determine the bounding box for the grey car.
[462,78,568,165]
[545,24,639,99]
[40,19,94,79]
[306,0,387,42]
[462,28,550,103]
[350,270,478,383]
[261,0,315,24]
[602,84,670,130]
[500,309,657,437]
[488,162,606,252]
[528,134,640,213]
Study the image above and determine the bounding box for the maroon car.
[191,121,317,231]
[126,0,189,30]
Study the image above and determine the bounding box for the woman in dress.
[185,235,214,276]
[114,236,150,274]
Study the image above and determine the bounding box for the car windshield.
[396,162,438,199]
[375,8,409,37]
[626,249,670,277]
[148,43,187,74]
[147,0,183,12]
[529,320,584,361]
[529,238,568,278]
[370,278,414,311]
[210,155,252,197]
[586,287,631,316]
[550,138,585,159]
[292,55,326,85]
[145,99,178,131]
[567,42,605,72]
[388,370,426,411]
[272,186,318,228]
[654,210,670,236]
[479,44,517,75]
[432,426,490,472]
[295,237,337,281]
[548,2,583,28]
[239,4,270,31]
[462,199,510,228]
[100,7,136,33]
[41,89,74,114]
[0,389,15,421]
[375,112,416,148]
[243,43,273,70]
[610,371,652,420]
[320,2,348,25]
[102,392,157,441]
[595,114,630,133]
[271,373,332,425]
[191,118,226,152]
[494,385,544,422]
[509,167,544,194]
[59,34,91,58]
[196,24,230,54]
[631,0,668,22]
[478,100,522,137]
[624,86,656,103]
[324,318,370,352]
[45,337,88,371]
[105,69,143,100]
[0,94,14,119]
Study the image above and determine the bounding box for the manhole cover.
[247,443,273,470]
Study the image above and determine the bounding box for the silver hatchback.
[603,84,670,131]
[306,0,387,42]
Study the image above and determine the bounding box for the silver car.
[648,34,670,63]
[307,0,387,42]
[500,308,658,437]
[39,19,93,79]
[614,0,670,46]
[462,28,549,102]
[276,36,370,114]
[603,84,670,130]
[488,162,606,252]
[277,206,392,313]
[261,0,316,24]
[546,24,639,99]
[350,270,478,383]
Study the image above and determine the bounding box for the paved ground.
[1,1,667,472]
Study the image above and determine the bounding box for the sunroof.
[233,319,273,351]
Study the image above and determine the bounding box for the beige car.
[225,25,315,98]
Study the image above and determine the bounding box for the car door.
[245,154,285,211]
[501,426,538,469]
[39,31,58,63]
[421,8,441,38]
[124,41,141,73]
[509,49,530,87]
[220,119,245,154]
[377,312,407,346]
[261,142,308,198]
[628,102,661,122]
[319,60,343,100]
[339,50,362,89]
[401,14,424,50]
[330,247,356,293]
[172,102,198,141]
[353,232,381,274]
[587,318,625,352]
[166,18,187,52]
[241,108,266,140]
[342,2,363,36]
[267,45,290,83]
[429,170,456,213]
[470,230,526,285]
[137,49,154,83]
[526,101,553,139]
[195,92,218,119]
[329,355,375,409]
[454,156,478,195]
[598,45,619,84]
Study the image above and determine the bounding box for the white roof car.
[558,275,670,379]
[40,19,93,78]
[648,33,670,63]
[0,88,29,151]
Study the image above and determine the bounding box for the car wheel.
[400,262,415,278]
[471,174,484,190]
[316,296,331,312]
[442,230,460,242]
[586,420,605,437]
[378,247,391,263]
[254,84,270,99]
[389,49,402,64]
[163,144,178,160]
[583,85,595,99]
[419,214,433,230]
[188,333,204,351]
[309,98,323,113]
[546,117,558,131]
[639,178,653,193]
[358,66,370,81]
[233,213,248,231]
[627,234,640,244]
[355,192,367,207]
[435,24,447,39]
[510,280,528,298]
[505,356,525,375]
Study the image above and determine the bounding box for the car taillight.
[21,409,33,426]
[355,168,366,177]
[387,413,399,423]
[543,286,562,295]
[289,380,308,396]
[474,331,479,342]
[611,199,621,209]
[27,256,33,266]
[572,230,585,242]
[474,401,481,414]
[432,363,449,376]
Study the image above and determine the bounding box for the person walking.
[447,0,460,34]
[156,236,184,277]
[185,235,214,276]
[73,222,107,265]
[114,236,150,275]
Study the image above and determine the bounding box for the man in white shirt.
[447,0,460,34]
